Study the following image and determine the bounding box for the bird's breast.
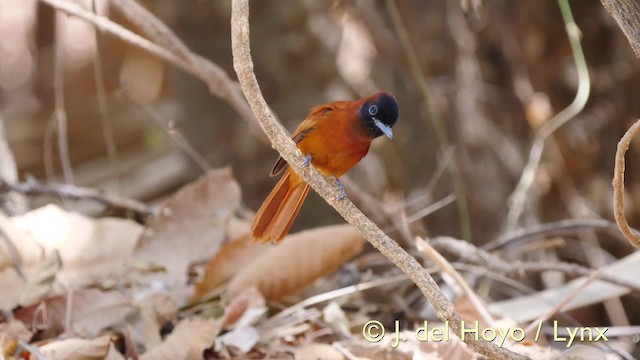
[297,118,371,177]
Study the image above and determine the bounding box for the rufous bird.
[251,91,399,243]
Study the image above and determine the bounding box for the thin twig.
[432,236,640,292]
[230,1,526,358]
[417,237,495,327]
[385,0,472,242]
[142,106,211,173]
[38,0,265,142]
[523,269,603,336]
[63,287,74,336]
[452,263,536,295]
[0,178,153,219]
[53,11,75,185]
[0,115,26,215]
[43,114,56,182]
[267,273,411,325]
[108,0,265,141]
[506,0,590,229]
[484,218,637,251]
[399,194,456,227]
[17,340,51,360]
[91,0,121,193]
[613,119,640,248]
[108,0,194,62]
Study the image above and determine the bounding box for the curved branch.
[613,119,640,248]
[229,0,527,359]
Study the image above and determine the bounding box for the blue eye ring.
[368,104,378,116]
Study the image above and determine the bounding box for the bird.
[250,91,399,244]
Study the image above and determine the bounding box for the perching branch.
[613,119,640,249]
[230,0,527,358]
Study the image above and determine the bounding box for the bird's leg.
[335,177,347,200]
[303,155,312,167]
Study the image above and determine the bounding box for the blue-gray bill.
[374,118,393,139]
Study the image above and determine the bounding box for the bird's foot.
[303,155,312,167]
[335,177,347,200]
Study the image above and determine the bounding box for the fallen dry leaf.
[191,234,265,303]
[10,204,142,289]
[140,316,217,360]
[15,289,137,339]
[323,302,350,335]
[215,325,260,354]
[0,268,24,311]
[294,343,345,360]
[0,319,33,343]
[489,251,640,323]
[0,210,43,271]
[226,224,364,301]
[133,293,179,351]
[33,335,124,360]
[220,287,266,330]
[135,168,242,296]
[18,251,61,307]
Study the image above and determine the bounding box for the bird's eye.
[368,104,378,116]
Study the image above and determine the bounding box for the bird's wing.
[270,102,345,176]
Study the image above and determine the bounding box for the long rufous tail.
[251,169,310,243]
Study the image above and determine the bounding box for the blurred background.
[1,0,639,247]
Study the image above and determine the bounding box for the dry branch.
[600,0,640,58]
[432,236,640,292]
[0,178,153,219]
[38,0,266,142]
[229,0,527,358]
[613,119,640,248]
[484,218,637,251]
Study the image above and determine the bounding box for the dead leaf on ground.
[226,224,364,301]
[215,325,260,354]
[215,288,265,354]
[140,316,218,360]
[0,319,33,344]
[2,320,33,360]
[10,204,142,289]
[15,289,137,339]
[0,268,24,311]
[220,287,266,330]
[191,233,266,303]
[32,335,124,360]
[135,167,242,298]
[294,343,345,360]
[18,251,61,307]
[132,293,179,351]
[0,210,43,271]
